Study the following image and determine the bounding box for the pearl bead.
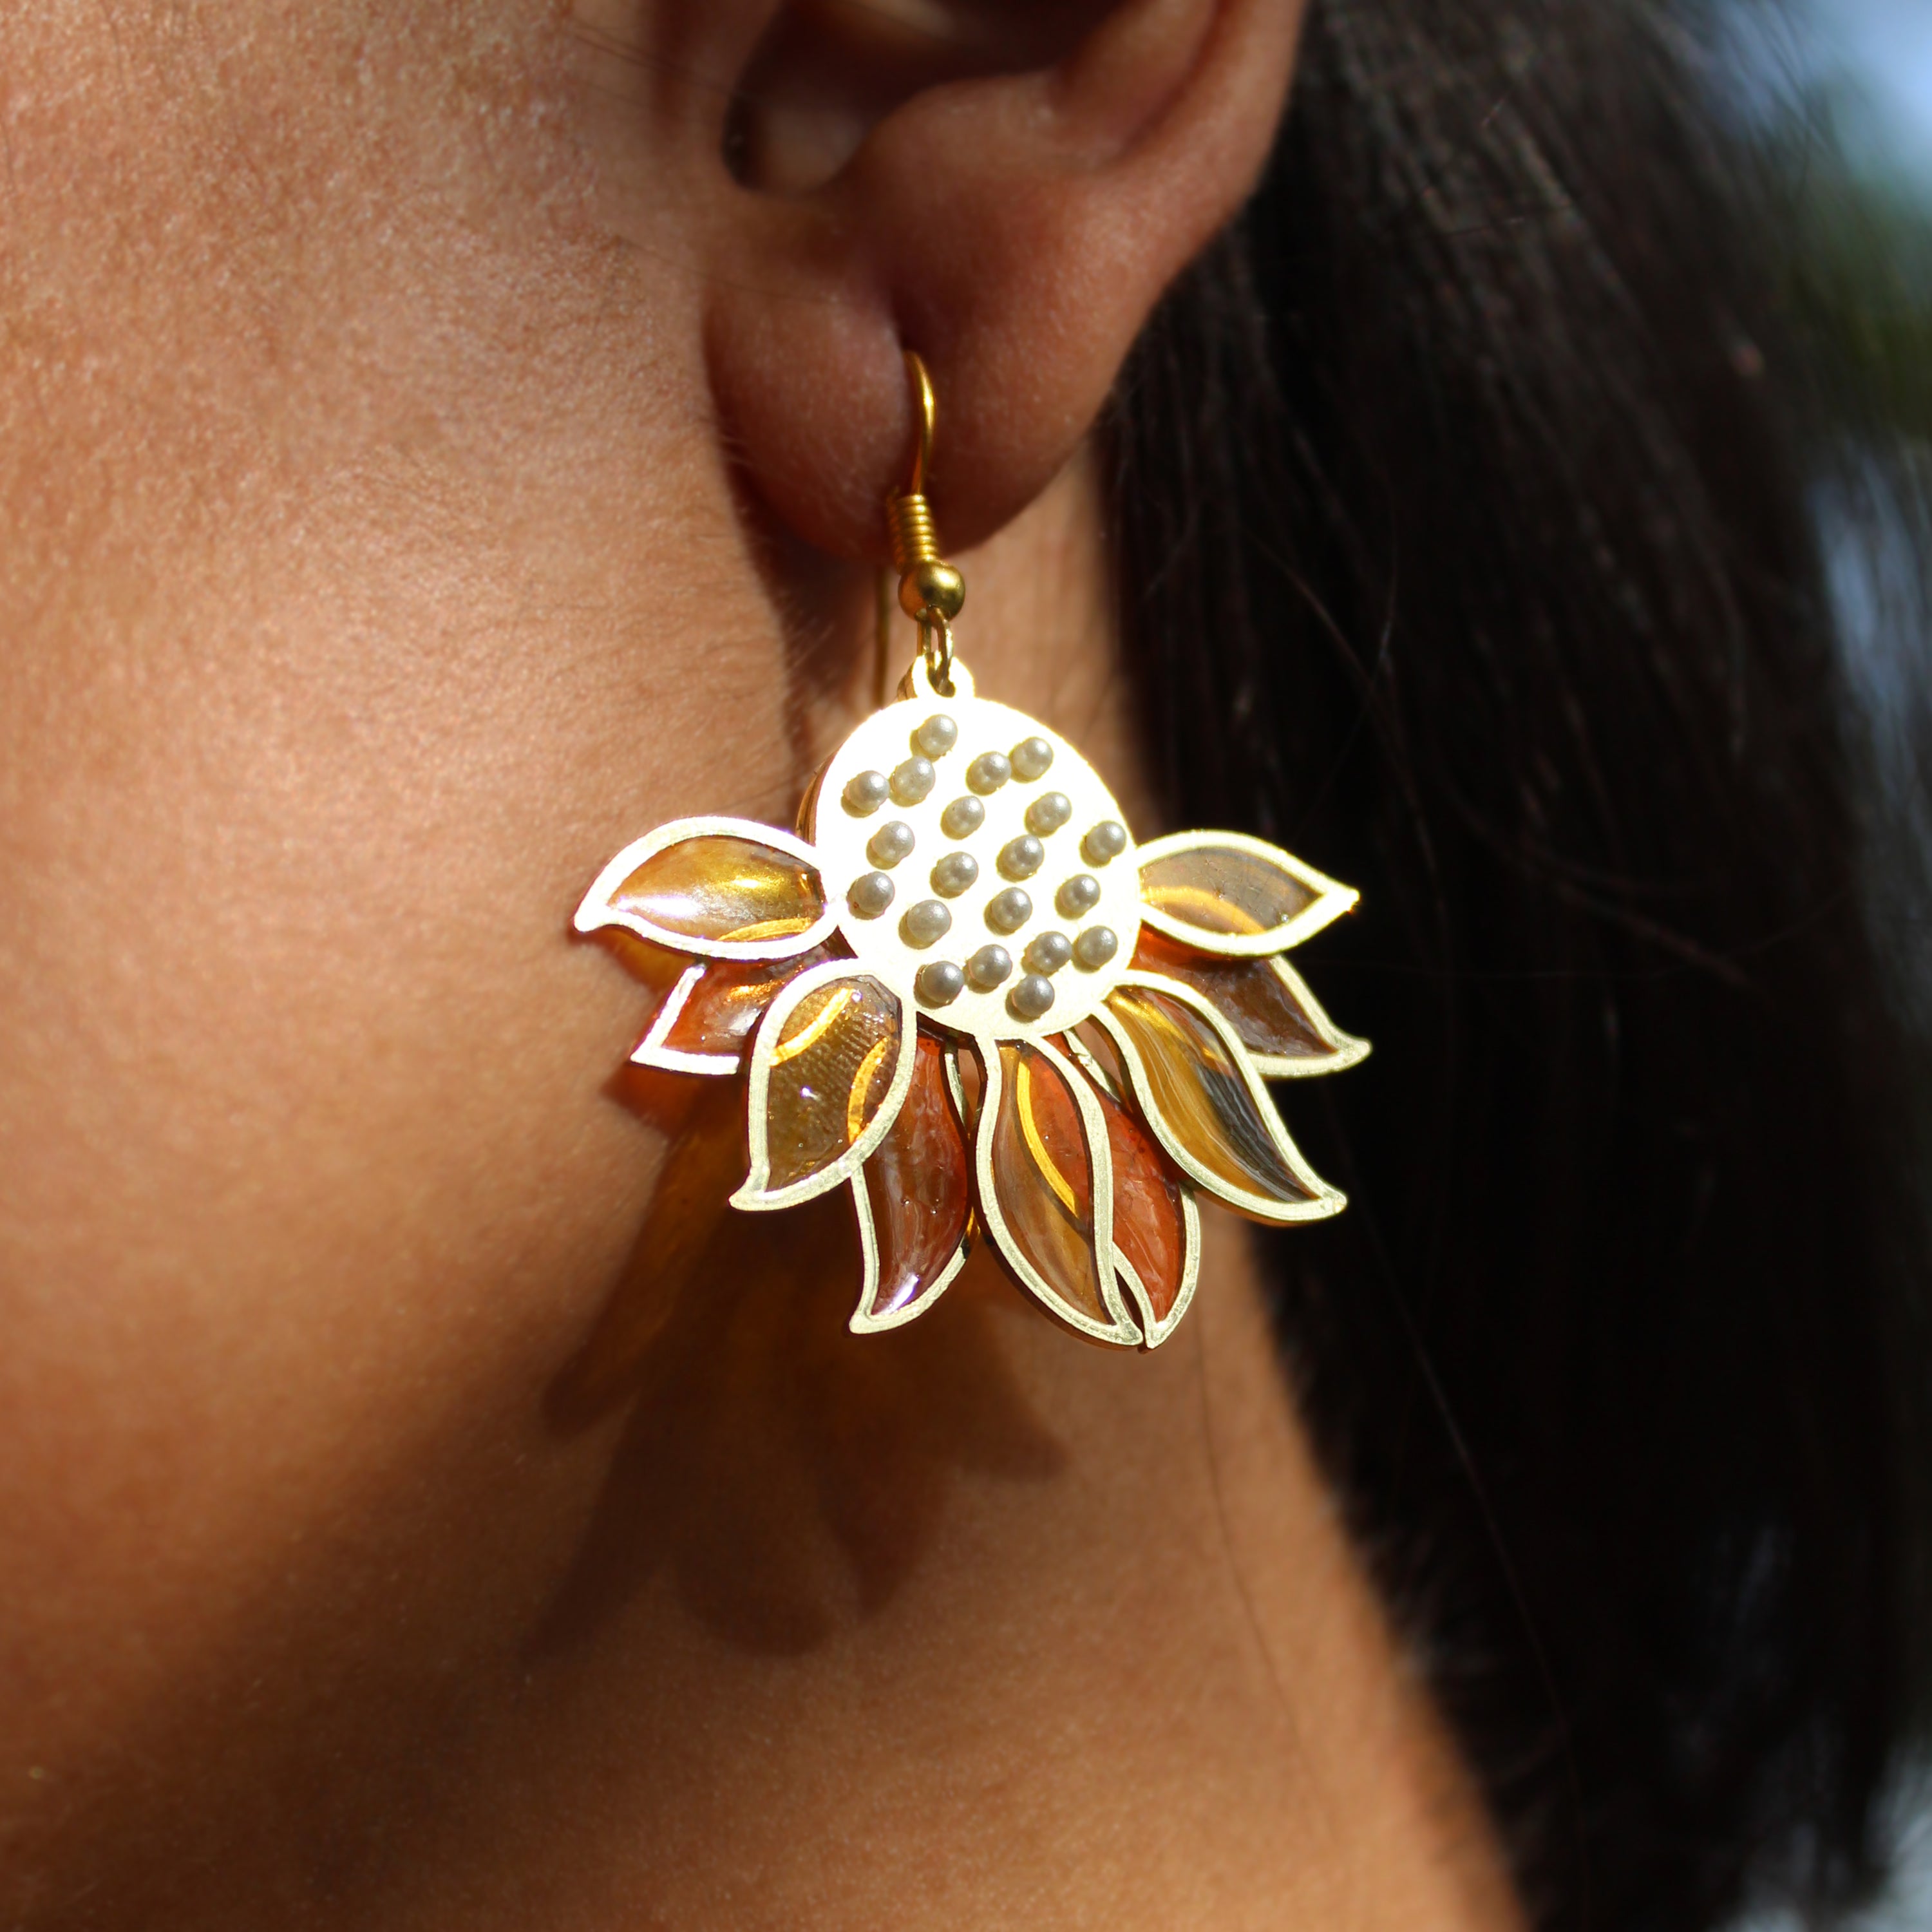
[842,770,889,816]
[931,851,979,897]
[868,820,915,867]
[1010,736,1054,781]
[966,751,1011,795]
[985,887,1032,935]
[891,756,936,804]
[916,961,965,1007]
[1056,874,1101,918]
[940,796,985,838]
[914,714,958,757]
[997,835,1044,880]
[966,945,1012,991]
[1081,819,1128,865]
[1072,925,1119,969]
[1023,931,1073,975]
[900,900,952,948]
[848,871,896,918]
[1007,974,1056,1021]
[1025,791,1072,835]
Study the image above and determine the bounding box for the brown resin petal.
[1099,976,1343,1224]
[851,1032,972,1331]
[1130,930,1367,1077]
[976,1039,1139,1345]
[737,964,914,1209]
[1134,831,1356,958]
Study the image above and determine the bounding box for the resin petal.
[1135,830,1356,958]
[1084,1062,1200,1346]
[1096,972,1343,1224]
[576,816,837,960]
[735,960,916,1211]
[630,949,834,1075]
[1130,930,1368,1079]
[849,1032,972,1333]
[974,1037,1141,1346]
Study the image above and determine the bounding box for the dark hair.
[1108,4,1932,1926]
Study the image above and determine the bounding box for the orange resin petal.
[1130,930,1365,1074]
[582,821,833,958]
[1102,980,1334,1220]
[741,967,911,1206]
[980,1041,1134,1340]
[1090,1075,1190,1327]
[659,951,834,1063]
[623,834,819,943]
[1141,846,1312,937]
[1134,832,1356,957]
[855,1033,971,1327]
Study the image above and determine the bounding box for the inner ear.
[725,0,1112,194]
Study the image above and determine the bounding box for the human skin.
[0,2,1521,1924]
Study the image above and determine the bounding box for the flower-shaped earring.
[576,356,1367,1349]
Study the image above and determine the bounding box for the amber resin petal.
[735,960,916,1211]
[1095,972,1343,1224]
[973,1037,1141,1347]
[1081,1059,1200,1346]
[1135,830,1357,959]
[1130,931,1368,1079]
[630,949,834,1075]
[576,816,838,960]
[848,1032,973,1334]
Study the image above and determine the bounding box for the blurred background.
[1725,3,1932,1926]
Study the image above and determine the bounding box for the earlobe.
[703,0,1307,563]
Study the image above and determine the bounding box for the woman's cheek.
[0,0,811,1855]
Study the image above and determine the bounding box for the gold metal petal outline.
[629,963,739,1075]
[574,815,839,961]
[1134,828,1358,960]
[1093,969,1346,1225]
[733,958,918,1213]
[971,1035,1143,1348]
[942,1039,972,1127]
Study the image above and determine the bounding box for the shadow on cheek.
[535,1071,1065,1658]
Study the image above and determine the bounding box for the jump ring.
[921,614,954,694]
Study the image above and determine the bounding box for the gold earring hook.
[886,350,964,693]
[903,350,936,498]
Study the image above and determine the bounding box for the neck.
[17,459,1520,1929]
[422,460,1519,1927]
[497,1217,1520,1927]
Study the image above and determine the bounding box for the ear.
[701,0,1307,560]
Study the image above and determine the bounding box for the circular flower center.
[811,687,1142,1040]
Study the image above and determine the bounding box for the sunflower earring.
[576,354,1368,1349]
